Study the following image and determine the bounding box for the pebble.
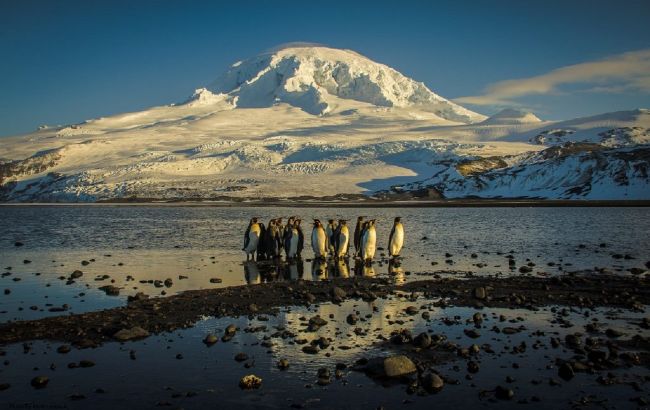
[113,326,149,341]
[30,376,49,389]
[239,374,262,389]
[203,334,218,346]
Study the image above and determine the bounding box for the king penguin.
[287,220,300,259]
[243,217,261,261]
[311,219,327,259]
[388,217,404,258]
[325,219,337,255]
[334,219,350,259]
[353,216,365,257]
[360,219,377,264]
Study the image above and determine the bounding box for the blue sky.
[1,0,649,136]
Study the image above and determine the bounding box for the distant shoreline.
[1,199,649,207]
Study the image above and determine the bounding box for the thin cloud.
[455,49,650,106]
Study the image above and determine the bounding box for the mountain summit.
[195,46,485,124]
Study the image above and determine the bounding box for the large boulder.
[383,355,416,378]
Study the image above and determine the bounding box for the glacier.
[0,46,648,202]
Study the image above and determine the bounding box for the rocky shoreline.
[1,273,647,347]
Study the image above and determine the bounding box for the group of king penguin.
[243,216,404,266]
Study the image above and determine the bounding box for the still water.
[0,205,649,409]
[0,205,648,320]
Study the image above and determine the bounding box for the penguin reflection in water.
[311,258,328,280]
[243,217,263,261]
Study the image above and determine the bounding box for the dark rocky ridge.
[0,274,647,347]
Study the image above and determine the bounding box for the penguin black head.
[394,217,401,223]
[313,219,322,227]
[251,217,258,223]
[357,216,364,222]
[339,219,347,225]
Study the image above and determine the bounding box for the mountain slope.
[0,46,648,202]
[204,46,486,123]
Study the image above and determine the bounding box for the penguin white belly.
[389,225,404,256]
[362,228,376,260]
[244,225,261,254]
[312,228,327,258]
[288,230,299,258]
[336,227,350,257]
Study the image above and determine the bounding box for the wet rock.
[464,329,480,339]
[346,313,358,325]
[629,268,645,275]
[413,332,432,348]
[70,270,83,279]
[127,292,148,303]
[519,266,532,273]
[473,287,487,300]
[234,352,248,362]
[422,372,444,392]
[98,285,120,296]
[14,241,24,247]
[113,327,149,341]
[209,278,223,284]
[79,360,95,368]
[472,312,483,324]
[56,345,71,354]
[467,361,480,373]
[605,328,623,338]
[565,334,581,348]
[203,334,218,345]
[587,350,607,363]
[308,315,328,331]
[239,374,262,389]
[23,260,31,264]
[558,363,575,381]
[164,278,173,287]
[0,383,9,391]
[331,286,346,302]
[277,359,289,370]
[391,329,413,345]
[405,306,418,315]
[302,345,319,354]
[317,368,331,379]
[383,355,416,378]
[30,376,49,389]
[495,385,514,400]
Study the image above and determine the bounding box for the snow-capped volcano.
[195,46,486,123]
[0,46,648,202]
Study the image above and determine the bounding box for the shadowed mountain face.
[0,47,649,202]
